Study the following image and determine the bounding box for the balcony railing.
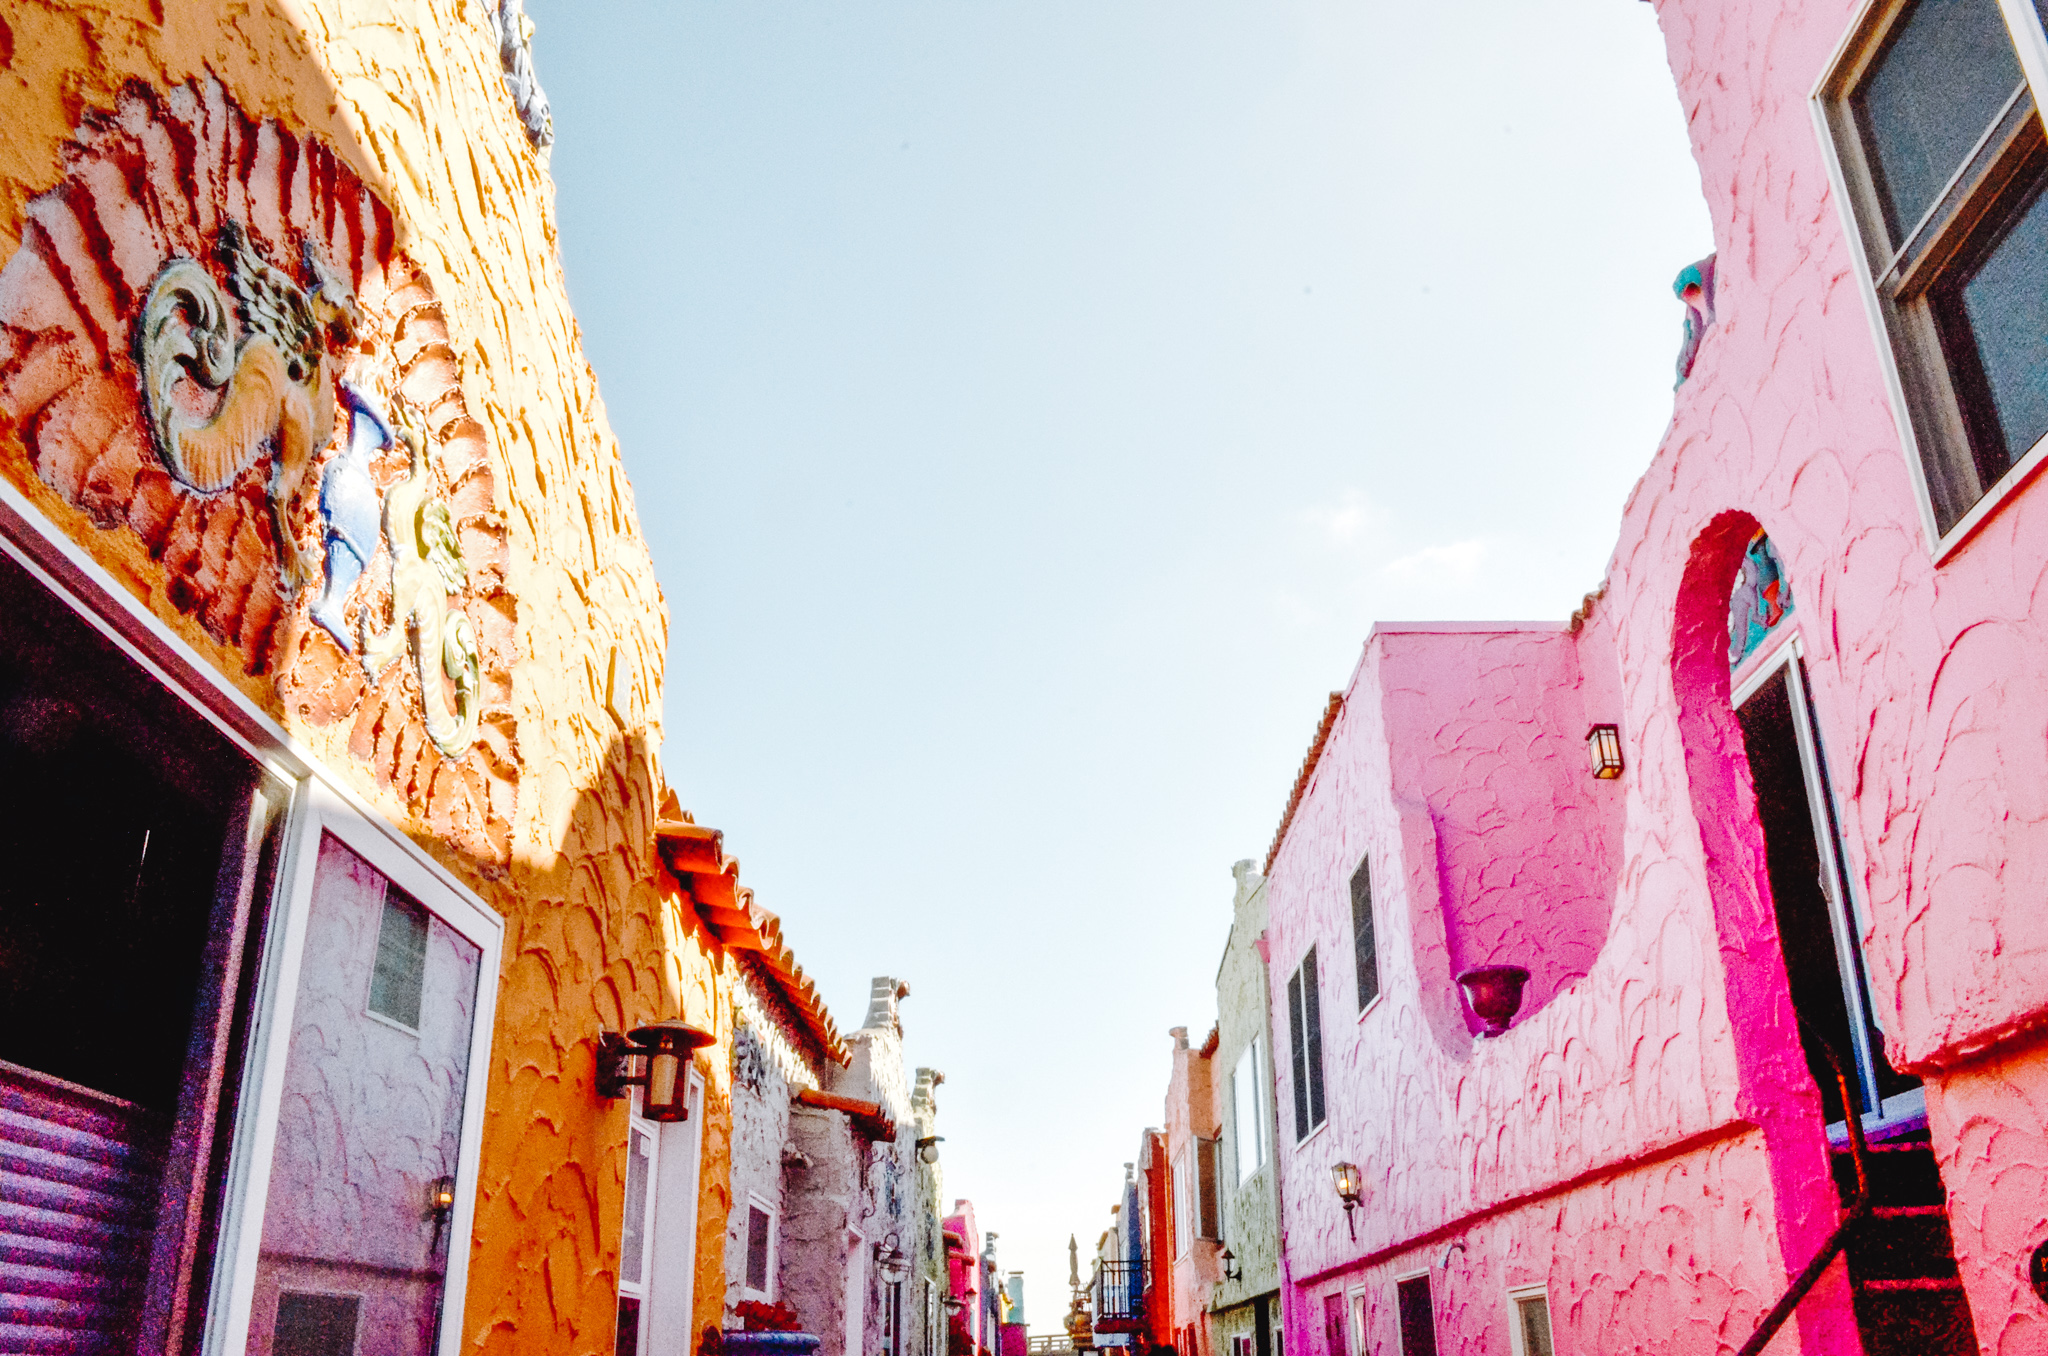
[1093,1260,1145,1332]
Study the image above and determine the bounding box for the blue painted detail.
[1674,253,1718,388]
[310,382,392,650]
[1729,529,1793,669]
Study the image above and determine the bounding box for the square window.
[274,1291,361,1356]
[746,1201,776,1294]
[1819,0,2048,542]
[367,889,429,1029]
[1510,1291,1555,1356]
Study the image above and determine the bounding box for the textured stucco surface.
[1165,1027,1221,1354]
[1264,0,2048,1346]
[1210,864,1282,1325]
[0,4,733,1352]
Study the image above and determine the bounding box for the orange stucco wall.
[0,2,729,1351]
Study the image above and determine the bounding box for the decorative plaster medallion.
[0,79,516,863]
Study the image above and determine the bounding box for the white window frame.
[1810,0,2048,561]
[617,1102,663,1348]
[1233,1038,1266,1185]
[1505,1285,1554,1356]
[1391,1268,1434,1356]
[1172,1148,1193,1258]
[1,451,505,1356]
[744,1193,781,1300]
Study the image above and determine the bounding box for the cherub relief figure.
[361,419,482,758]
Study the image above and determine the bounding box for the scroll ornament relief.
[138,227,481,756]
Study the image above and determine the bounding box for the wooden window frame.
[0,470,505,1356]
[1812,0,2048,559]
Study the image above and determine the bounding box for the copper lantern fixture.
[597,1019,716,1122]
[1456,966,1532,1038]
[1586,723,1624,779]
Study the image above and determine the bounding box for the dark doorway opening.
[1735,662,1917,1126]
[0,546,283,1354]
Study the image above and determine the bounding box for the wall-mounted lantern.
[917,1135,944,1165]
[1220,1246,1241,1282]
[877,1233,912,1284]
[1331,1161,1365,1241]
[943,1296,965,1318]
[1586,724,1625,779]
[1456,966,1532,1038]
[597,1019,716,1122]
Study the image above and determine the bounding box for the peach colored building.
[1263,1,2048,1353]
[0,5,806,1354]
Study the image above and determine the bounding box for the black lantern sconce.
[1220,1246,1241,1282]
[877,1232,912,1284]
[1586,724,1624,780]
[598,1019,716,1123]
[1331,1161,1366,1241]
[917,1135,944,1165]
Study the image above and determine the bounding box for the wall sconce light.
[1586,724,1624,779]
[878,1232,912,1284]
[1220,1247,1241,1282]
[1456,966,1532,1038]
[944,1296,965,1318]
[598,1020,716,1123]
[917,1135,944,1165]
[1331,1161,1365,1241]
[428,1175,457,1218]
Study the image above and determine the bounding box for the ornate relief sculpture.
[496,0,555,150]
[137,222,361,593]
[310,384,395,651]
[361,421,482,757]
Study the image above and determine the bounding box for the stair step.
[1832,1143,1946,1209]
[1847,1207,1961,1283]
[1851,1278,1977,1356]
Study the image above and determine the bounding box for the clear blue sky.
[529,0,1712,1326]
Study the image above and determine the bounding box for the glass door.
[239,831,485,1356]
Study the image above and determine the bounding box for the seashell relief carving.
[0,78,515,862]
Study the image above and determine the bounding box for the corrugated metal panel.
[0,1061,165,1356]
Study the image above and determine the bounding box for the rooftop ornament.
[597,1019,716,1123]
[1586,724,1625,780]
[1456,966,1532,1038]
[1331,1161,1366,1241]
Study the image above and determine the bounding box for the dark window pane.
[616,1297,642,1356]
[1952,160,2048,479]
[1288,968,1310,1141]
[747,1205,773,1291]
[274,1291,361,1356]
[1302,949,1325,1128]
[1517,1297,1554,1356]
[1853,0,2021,241]
[368,890,429,1029]
[1350,859,1379,1012]
[1396,1277,1437,1356]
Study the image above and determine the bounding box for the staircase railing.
[1735,1024,1871,1356]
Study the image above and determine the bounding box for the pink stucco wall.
[1262,0,2048,1349]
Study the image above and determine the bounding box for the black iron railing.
[1093,1259,1145,1326]
[1734,1024,1871,1356]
